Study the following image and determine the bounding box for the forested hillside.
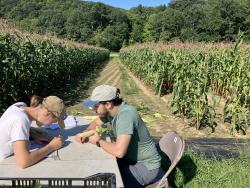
[0,0,131,51]
[0,0,250,50]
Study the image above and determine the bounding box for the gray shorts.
[117,158,164,188]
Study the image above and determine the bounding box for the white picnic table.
[0,116,123,187]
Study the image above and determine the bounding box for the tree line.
[0,0,250,51]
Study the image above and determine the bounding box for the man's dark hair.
[110,97,123,106]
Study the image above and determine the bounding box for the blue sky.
[84,0,171,9]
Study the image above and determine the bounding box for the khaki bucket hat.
[42,96,67,128]
[83,85,118,107]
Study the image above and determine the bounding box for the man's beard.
[97,111,109,117]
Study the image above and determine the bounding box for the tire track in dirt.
[101,58,122,87]
[100,60,118,74]
[96,68,120,85]
[96,60,119,85]
[111,72,122,87]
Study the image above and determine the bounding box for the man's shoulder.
[117,104,139,120]
[119,103,137,113]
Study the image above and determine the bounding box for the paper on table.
[42,115,77,129]
[64,115,77,127]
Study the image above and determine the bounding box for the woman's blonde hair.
[30,95,43,107]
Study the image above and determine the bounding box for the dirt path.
[67,56,250,158]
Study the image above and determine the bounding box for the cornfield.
[0,33,109,111]
[120,40,250,135]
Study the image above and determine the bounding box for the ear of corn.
[78,130,95,139]
[78,126,112,139]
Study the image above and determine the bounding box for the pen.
[56,134,62,160]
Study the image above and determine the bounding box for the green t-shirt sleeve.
[116,111,134,136]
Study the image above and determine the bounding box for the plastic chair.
[155,131,185,188]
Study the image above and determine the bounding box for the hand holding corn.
[88,131,101,145]
[75,126,111,143]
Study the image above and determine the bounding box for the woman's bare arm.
[12,136,63,168]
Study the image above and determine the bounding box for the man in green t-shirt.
[75,85,164,187]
